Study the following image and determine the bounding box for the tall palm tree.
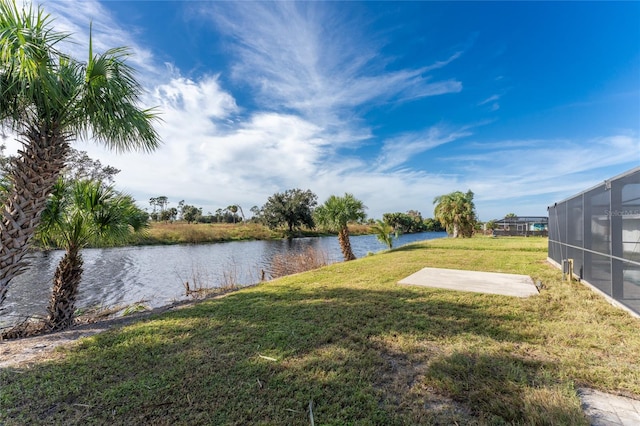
[433,190,477,238]
[315,193,367,261]
[36,178,148,331]
[0,0,160,305]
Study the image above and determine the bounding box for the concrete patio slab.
[398,267,539,297]
[580,388,640,426]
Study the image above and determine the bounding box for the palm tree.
[371,219,397,249]
[0,0,160,305]
[315,193,367,261]
[227,205,238,223]
[433,190,477,238]
[36,178,148,331]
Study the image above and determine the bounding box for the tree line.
[147,197,245,224]
[151,189,447,235]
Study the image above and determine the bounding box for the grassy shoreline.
[2,237,638,425]
[127,222,375,245]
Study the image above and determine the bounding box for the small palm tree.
[371,219,397,249]
[0,0,160,306]
[36,178,148,331]
[433,190,477,238]
[315,193,367,261]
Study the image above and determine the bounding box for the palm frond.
[0,0,71,127]
[74,35,160,152]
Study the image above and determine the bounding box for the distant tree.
[156,196,169,214]
[423,217,445,232]
[218,207,240,223]
[250,205,262,223]
[262,189,317,235]
[149,197,158,215]
[406,210,423,223]
[159,206,177,222]
[168,207,178,221]
[371,219,397,249]
[36,178,148,330]
[233,204,246,222]
[195,212,214,224]
[214,208,224,223]
[383,211,426,233]
[315,193,367,261]
[182,204,202,224]
[383,213,411,233]
[63,148,120,184]
[505,213,517,219]
[177,200,185,220]
[149,196,169,221]
[227,205,238,223]
[433,190,477,238]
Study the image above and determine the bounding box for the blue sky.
[6,1,639,221]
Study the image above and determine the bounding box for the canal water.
[1,232,445,327]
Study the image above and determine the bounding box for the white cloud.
[478,94,500,111]
[201,1,463,138]
[375,126,472,171]
[440,133,640,219]
[478,94,500,105]
[76,76,333,213]
[150,75,238,132]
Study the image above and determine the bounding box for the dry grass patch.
[134,222,375,245]
[268,246,329,279]
[135,222,280,244]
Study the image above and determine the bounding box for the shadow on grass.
[0,284,586,425]
[386,243,433,253]
[425,351,586,425]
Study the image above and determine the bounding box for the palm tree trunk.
[0,126,69,305]
[338,226,356,261]
[452,223,459,238]
[47,247,83,331]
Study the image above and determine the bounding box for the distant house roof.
[492,216,548,223]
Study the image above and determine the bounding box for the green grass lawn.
[2,237,639,425]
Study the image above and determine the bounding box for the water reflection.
[1,232,445,327]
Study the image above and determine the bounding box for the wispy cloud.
[460,134,638,181]
[375,126,472,171]
[443,134,640,209]
[201,2,463,138]
[478,94,500,111]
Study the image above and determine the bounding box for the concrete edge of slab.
[579,388,640,426]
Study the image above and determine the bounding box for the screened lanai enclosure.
[548,167,640,316]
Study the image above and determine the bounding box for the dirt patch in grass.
[374,345,477,424]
